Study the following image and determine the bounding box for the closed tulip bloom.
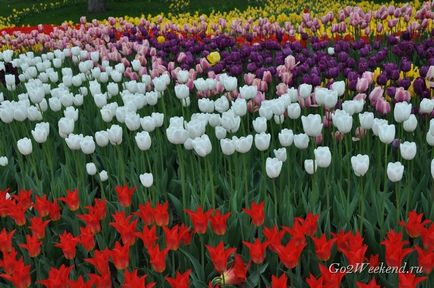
[58,117,74,138]
[86,162,97,175]
[278,128,294,147]
[274,148,287,162]
[222,76,237,91]
[323,90,338,109]
[394,102,412,123]
[235,135,253,153]
[192,134,212,157]
[107,125,123,145]
[65,134,83,150]
[125,113,141,131]
[431,159,434,179]
[351,154,370,176]
[301,114,323,137]
[174,84,189,100]
[331,81,345,97]
[379,124,395,144]
[31,122,49,143]
[215,126,227,140]
[294,133,309,149]
[0,156,8,167]
[140,116,156,132]
[198,98,215,113]
[166,127,188,145]
[387,162,404,182]
[314,146,332,168]
[95,131,109,147]
[80,136,96,154]
[239,85,257,100]
[400,141,417,160]
[176,70,189,83]
[359,112,374,130]
[135,131,152,151]
[426,132,434,146]
[266,157,283,178]
[304,159,317,175]
[403,115,417,132]
[140,173,153,187]
[232,98,247,116]
[99,170,108,182]
[287,103,301,119]
[419,98,434,114]
[17,137,33,155]
[215,96,230,113]
[332,110,352,134]
[255,132,271,151]
[220,138,236,155]
[372,118,388,136]
[299,83,312,99]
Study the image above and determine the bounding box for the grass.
[0,0,263,26]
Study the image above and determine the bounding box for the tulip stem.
[207,157,215,208]
[359,177,364,235]
[396,182,401,224]
[383,144,388,193]
[273,179,278,225]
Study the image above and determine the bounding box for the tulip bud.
[378,124,395,144]
[351,154,369,176]
[266,157,283,178]
[135,131,152,151]
[107,125,123,145]
[215,126,227,140]
[332,110,352,134]
[80,136,96,154]
[400,141,417,160]
[299,83,312,99]
[359,112,374,130]
[301,114,323,137]
[394,102,412,123]
[31,122,50,143]
[278,129,294,147]
[403,114,417,132]
[294,133,309,149]
[314,146,332,168]
[273,148,287,162]
[304,159,317,175]
[140,173,154,187]
[252,117,267,133]
[86,162,97,175]
[235,135,253,153]
[254,132,271,151]
[387,162,404,182]
[220,138,236,155]
[0,156,8,167]
[99,170,108,182]
[17,137,33,155]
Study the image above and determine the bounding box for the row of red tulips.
[0,186,432,287]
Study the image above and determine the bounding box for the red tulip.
[148,245,169,273]
[88,271,112,288]
[381,230,413,267]
[67,276,88,288]
[154,201,169,226]
[311,234,336,261]
[79,226,95,252]
[356,278,381,288]
[0,228,15,253]
[34,195,51,217]
[274,238,306,269]
[48,201,61,221]
[39,264,73,287]
[421,224,434,251]
[122,270,155,288]
[210,210,231,236]
[0,257,31,288]
[263,226,286,252]
[334,230,367,265]
[400,210,431,238]
[110,241,130,270]
[55,231,78,260]
[115,184,136,208]
[136,226,158,249]
[243,238,268,264]
[398,273,427,288]
[110,211,138,246]
[206,241,236,273]
[59,189,80,211]
[85,249,111,275]
[29,216,50,239]
[13,189,33,210]
[221,254,248,285]
[414,246,434,274]
[165,269,191,288]
[19,234,41,257]
[134,201,154,226]
[8,202,27,226]
[0,249,19,274]
[185,207,212,234]
[163,225,184,251]
[243,201,265,226]
[271,274,288,288]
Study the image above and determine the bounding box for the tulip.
[232,98,247,116]
[215,126,227,140]
[431,159,434,179]
[378,124,396,144]
[403,115,417,132]
[95,131,109,147]
[387,162,404,182]
[287,103,301,119]
[220,138,236,156]
[192,135,212,157]
[125,113,141,131]
[266,157,283,178]
[198,98,215,113]
[301,114,323,137]
[0,156,8,167]
[331,81,345,97]
[174,84,189,99]
[259,103,273,120]
[80,136,96,154]
[176,70,189,83]
[107,125,123,145]
[426,132,434,146]
[99,170,108,182]
[299,83,312,99]
[215,96,230,113]
[234,135,253,153]
[274,148,287,162]
[65,134,83,150]
[314,146,332,168]
[135,131,152,151]
[419,98,434,114]
[351,154,370,176]
[304,159,317,175]
[255,133,271,151]
[220,110,240,133]
[31,122,49,143]
[323,90,338,109]
[141,116,156,132]
[394,102,412,123]
[278,129,294,147]
[86,162,97,176]
[167,127,188,145]
[252,117,267,133]
[294,133,309,149]
[140,173,154,187]
[332,110,352,134]
[17,137,33,155]
[327,47,335,55]
[239,85,257,100]
[359,112,374,130]
[400,142,417,160]
[221,76,237,91]
[58,117,74,138]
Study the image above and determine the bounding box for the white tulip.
[220,138,236,155]
[252,117,267,133]
[80,136,96,154]
[394,102,412,123]
[301,114,323,137]
[426,132,434,146]
[266,157,283,178]
[198,98,215,113]
[31,122,49,143]
[27,106,42,121]
[86,162,97,175]
[152,77,167,92]
[314,146,332,168]
[331,81,345,96]
[107,125,123,145]
[0,156,8,167]
[235,135,253,153]
[359,112,374,130]
[181,97,191,107]
[65,134,83,150]
[387,162,404,182]
[327,47,335,55]
[176,70,189,83]
[378,124,395,144]
[174,84,190,99]
[95,131,109,147]
[278,129,294,147]
[125,113,141,131]
[135,131,152,151]
[166,127,188,144]
[294,133,309,149]
[419,98,434,114]
[403,114,417,132]
[351,154,369,177]
[222,76,237,91]
[94,93,107,108]
[239,85,257,100]
[99,170,108,182]
[192,134,212,157]
[232,98,247,116]
[258,103,273,120]
[220,110,240,133]
[274,148,287,162]
[64,107,79,121]
[431,159,434,179]
[254,132,271,151]
[323,90,338,109]
[140,173,154,187]
[48,97,62,112]
[58,117,74,138]
[372,118,388,136]
[215,126,227,140]
[299,83,312,99]
[332,110,352,134]
[304,159,317,175]
[215,96,230,113]
[400,141,417,160]
[107,82,119,97]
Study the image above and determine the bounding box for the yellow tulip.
[207,51,221,66]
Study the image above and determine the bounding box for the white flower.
[215,96,230,113]
[17,137,32,155]
[95,131,109,147]
[174,84,190,99]
[94,93,107,108]
[125,113,141,131]
[222,76,237,91]
[403,114,417,132]
[107,82,119,97]
[266,157,283,178]
[232,98,247,116]
[153,76,167,92]
[314,146,332,168]
[48,97,62,112]
[327,47,335,55]
[220,110,240,133]
[215,126,227,140]
[323,90,338,109]
[80,136,96,154]
[192,134,212,157]
[220,138,236,155]
[151,112,164,127]
[141,116,156,132]
[107,125,123,145]
[304,159,317,175]
[332,110,352,134]
[294,133,309,149]
[378,124,395,144]
[427,132,434,146]
[299,83,312,99]
[0,156,8,166]
[331,81,345,97]
[359,112,374,130]
[176,70,189,83]
[400,141,417,160]
[387,162,404,182]
[252,117,267,133]
[274,148,287,162]
[301,114,323,137]
[431,159,434,179]
[258,103,273,120]
[31,122,50,143]
[278,129,294,147]
[140,173,154,187]
[86,162,97,175]
[135,131,152,151]
[64,107,79,121]
[394,102,412,123]
[351,154,369,176]
[235,135,253,153]
[239,85,257,100]
[99,170,108,182]
[254,132,271,151]
[372,118,388,136]
[198,98,215,113]
[58,117,75,138]
[166,127,188,144]
[419,98,434,114]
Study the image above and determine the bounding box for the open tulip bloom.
[0,0,434,286]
